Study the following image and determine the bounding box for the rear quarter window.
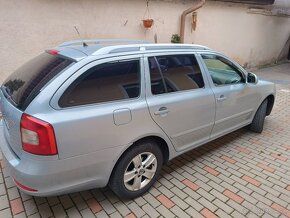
[59,60,141,107]
[2,52,74,110]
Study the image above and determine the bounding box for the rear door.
[145,53,215,152]
[50,55,151,159]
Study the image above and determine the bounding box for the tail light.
[20,114,58,155]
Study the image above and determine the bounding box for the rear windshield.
[2,52,74,110]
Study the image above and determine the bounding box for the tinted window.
[59,60,140,107]
[2,53,74,110]
[149,55,204,95]
[201,54,244,86]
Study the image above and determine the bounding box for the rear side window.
[2,53,74,110]
[59,60,140,107]
[148,54,204,95]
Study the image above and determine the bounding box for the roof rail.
[58,39,151,47]
[92,43,209,55]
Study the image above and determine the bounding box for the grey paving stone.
[171,195,189,210]
[19,192,32,202]
[66,207,82,218]
[142,203,159,218]
[156,205,175,218]
[196,188,215,202]
[215,209,232,218]
[198,197,218,212]
[51,204,66,218]
[109,211,122,218]
[209,189,228,203]
[184,196,203,212]
[80,191,93,201]
[127,202,145,217]
[0,195,9,210]
[170,186,187,199]
[0,183,6,196]
[170,205,190,218]
[13,212,27,218]
[95,210,109,218]
[0,208,12,218]
[194,180,212,192]
[237,191,258,205]
[157,186,174,198]
[23,199,38,216]
[100,199,116,215]
[37,202,53,218]
[213,198,234,214]
[7,187,19,201]
[47,196,60,206]
[27,213,41,218]
[134,196,147,206]
[220,181,239,193]
[170,178,186,189]
[34,197,46,206]
[185,207,205,218]
[207,180,225,192]
[265,193,288,207]
[80,208,95,218]
[251,192,272,206]
[183,187,201,200]
[247,183,267,196]
[113,201,130,216]
[142,193,161,208]
[226,199,248,215]
[233,182,253,195]
[71,194,88,211]
[148,187,161,197]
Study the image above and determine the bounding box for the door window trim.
[198,52,247,87]
[145,53,207,97]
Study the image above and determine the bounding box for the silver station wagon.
[0,40,275,198]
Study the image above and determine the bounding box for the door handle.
[216,95,227,102]
[154,107,169,115]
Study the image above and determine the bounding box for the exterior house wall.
[0,0,289,82]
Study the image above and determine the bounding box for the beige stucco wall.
[0,0,289,82]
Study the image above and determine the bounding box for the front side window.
[59,60,140,107]
[201,54,244,86]
[148,54,204,95]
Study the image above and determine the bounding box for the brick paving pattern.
[0,63,290,217]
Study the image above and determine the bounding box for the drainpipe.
[180,0,206,43]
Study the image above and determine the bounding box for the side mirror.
[247,72,258,84]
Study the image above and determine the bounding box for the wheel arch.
[117,135,170,166]
[108,135,171,184]
[265,94,275,116]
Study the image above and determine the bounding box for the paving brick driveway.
[0,63,290,218]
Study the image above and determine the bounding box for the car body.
[0,40,275,198]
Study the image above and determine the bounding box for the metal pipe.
[180,0,206,43]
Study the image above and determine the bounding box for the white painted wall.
[0,0,289,82]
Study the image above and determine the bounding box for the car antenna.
[74,26,88,47]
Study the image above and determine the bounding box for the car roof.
[53,39,211,61]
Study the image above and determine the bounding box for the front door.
[145,53,215,152]
[200,53,259,138]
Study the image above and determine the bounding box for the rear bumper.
[0,121,122,196]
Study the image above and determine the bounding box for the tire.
[109,140,163,199]
[248,99,268,133]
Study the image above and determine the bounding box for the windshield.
[2,52,74,110]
